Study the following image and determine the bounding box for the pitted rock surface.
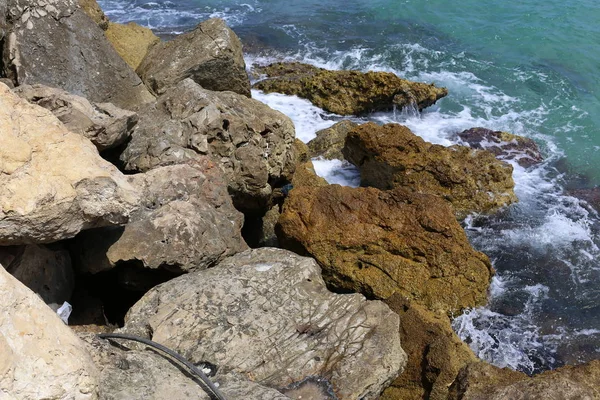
[0,264,99,399]
[137,18,250,97]
[308,120,359,160]
[121,79,297,213]
[0,83,139,245]
[277,185,494,314]
[121,248,405,400]
[14,84,137,151]
[343,122,517,219]
[3,0,154,109]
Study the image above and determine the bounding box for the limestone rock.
[380,295,477,400]
[78,0,109,30]
[290,161,329,188]
[80,334,290,400]
[73,160,247,274]
[253,62,448,115]
[458,127,543,168]
[137,18,250,97]
[0,83,140,245]
[121,248,406,399]
[0,263,99,399]
[0,244,74,304]
[308,120,359,159]
[105,22,160,71]
[277,185,493,314]
[121,79,297,213]
[14,84,137,151]
[3,0,154,110]
[0,0,7,40]
[343,123,517,219]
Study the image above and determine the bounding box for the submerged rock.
[2,0,154,109]
[137,18,250,97]
[343,122,517,219]
[458,127,543,168]
[105,22,160,71]
[0,263,99,399]
[253,62,448,115]
[121,248,405,399]
[121,78,297,214]
[277,185,493,314]
[308,120,359,160]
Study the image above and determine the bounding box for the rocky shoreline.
[1,0,599,399]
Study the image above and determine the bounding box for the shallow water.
[100,0,600,373]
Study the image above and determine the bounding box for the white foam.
[312,159,360,187]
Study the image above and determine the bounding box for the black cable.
[98,333,227,400]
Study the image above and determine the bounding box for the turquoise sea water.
[100,0,600,373]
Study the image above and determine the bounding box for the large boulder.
[121,248,406,399]
[78,0,109,30]
[0,83,139,245]
[13,84,138,151]
[0,244,74,305]
[137,18,250,97]
[308,120,359,160]
[343,123,517,219]
[458,127,543,168]
[80,334,290,400]
[2,0,154,109]
[73,160,248,274]
[449,360,600,400]
[121,79,297,214]
[253,62,448,115]
[0,0,7,40]
[276,185,493,314]
[0,264,98,399]
[105,22,160,71]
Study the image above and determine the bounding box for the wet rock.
[121,248,406,399]
[0,263,99,399]
[449,360,600,400]
[3,0,154,109]
[380,295,477,400]
[73,160,247,274]
[121,78,297,214]
[343,122,517,219]
[253,62,448,115]
[276,185,493,314]
[137,18,250,97]
[567,187,600,213]
[78,0,109,30]
[308,120,359,160]
[13,84,138,151]
[0,244,74,304]
[105,22,160,70]
[458,127,543,168]
[80,334,290,400]
[0,83,139,245]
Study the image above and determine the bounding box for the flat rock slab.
[121,248,406,400]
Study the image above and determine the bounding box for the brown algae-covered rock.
[343,122,517,219]
[277,185,494,314]
[78,0,109,30]
[308,120,359,160]
[253,62,448,115]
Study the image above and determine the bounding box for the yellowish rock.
[105,22,160,71]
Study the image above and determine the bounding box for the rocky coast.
[0,0,599,399]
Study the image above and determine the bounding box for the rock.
[449,360,600,400]
[308,120,359,160]
[253,62,448,115]
[121,78,297,214]
[567,187,600,213]
[0,244,74,304]
[3,0,154,110]
[276,185,493,314]
[343,123,517,219]
[73,160,247,275]
[121,248,406,399]
[13,84,138,151]
[0,0,7,40]
[137,18,250,97]
[105,22,160,71]
[78,0,109,30]
[0,83,140,245]
[380,295,477,400]
[290,161,329,188]
[0,263,98,399]
[80,333,290,400]
[457,127,543,168]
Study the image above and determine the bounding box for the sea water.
[99,0,600,374]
